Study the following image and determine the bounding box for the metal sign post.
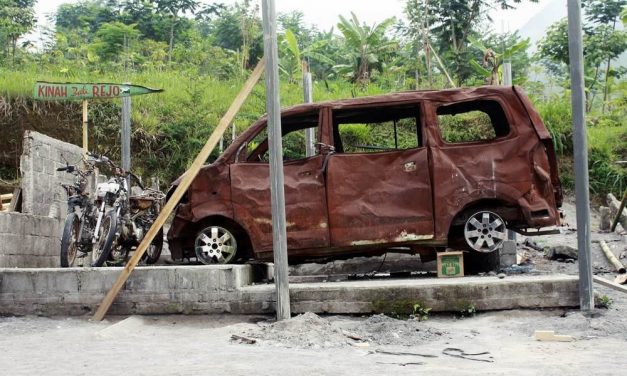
[303,61,315,157]
[82,100,89,155]
[34,81,162,169]
[262,0,291,321]
[566,0,594,311]
[121,94,132,171]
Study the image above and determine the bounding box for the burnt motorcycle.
[58,157,98,267]
[90,155,164,266]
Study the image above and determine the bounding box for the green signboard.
[33,82,163,100]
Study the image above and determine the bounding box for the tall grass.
[534,95,626,198]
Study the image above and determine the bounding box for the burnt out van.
[167,86,562,265]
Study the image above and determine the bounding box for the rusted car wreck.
[167,86,562,265]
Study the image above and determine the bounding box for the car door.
[325,103,435,247]
[229,109,331,253]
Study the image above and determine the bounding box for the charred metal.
[167,86,562,264]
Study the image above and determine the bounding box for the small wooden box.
[437,251,464,278]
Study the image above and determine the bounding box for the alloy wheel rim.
[195,226,237,264]
[464,211,507,253]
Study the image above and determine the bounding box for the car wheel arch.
[445,198,520,248]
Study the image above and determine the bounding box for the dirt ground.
[1,198,626,375]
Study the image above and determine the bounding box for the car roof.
[278,85,518,116]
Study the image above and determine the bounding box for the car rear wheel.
[194,225,238,265]
[463,211,507,253]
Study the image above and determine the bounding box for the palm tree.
[335,12,397,84]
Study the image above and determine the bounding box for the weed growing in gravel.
[458,303,477,318]
[411,303,432,321]
[596,295,614,309]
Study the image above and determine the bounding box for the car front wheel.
[194,225,238,265]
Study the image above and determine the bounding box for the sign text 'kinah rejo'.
[33,82,163,101]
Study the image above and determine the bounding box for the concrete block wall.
[20,130,83,219]
[0,265,262,316]
[0,212,62,268]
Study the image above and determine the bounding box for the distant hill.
[518,0,566,48]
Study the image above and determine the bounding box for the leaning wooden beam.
[593,276,627,294]
[610,190,627,232]
[93,61,266,321]
[599,240,625,274]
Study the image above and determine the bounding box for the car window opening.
[437,100,510,144]
[333,105,422,154]
[246,111,320,162]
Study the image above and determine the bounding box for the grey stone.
[547,245,578,260]
[499,240,517,269]
[599,206,611,231]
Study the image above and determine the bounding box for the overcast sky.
[33,0,559,40]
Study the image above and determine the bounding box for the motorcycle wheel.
[60,213,80,267]
[142,228,163,265]
[91,210,117,267]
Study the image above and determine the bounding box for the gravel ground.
[1,198,625,375]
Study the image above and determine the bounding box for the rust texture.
[167,86,561,262]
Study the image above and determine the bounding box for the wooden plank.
[593,276,627,294]
[92,61,265,321]
[534,330,574,342]
[599,240,625,273]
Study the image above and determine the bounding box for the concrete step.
[0,265,579,316]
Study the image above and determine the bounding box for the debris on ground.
[237,312,447,349]
[523,238,544,252]
[616,274,627,285]
[546,245,578,261]
[230,334,256,344]
[600,206,612,231]
[534,330,575,342]
[442,348,494,362]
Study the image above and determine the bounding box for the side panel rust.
[325,148,434,247]
[425,91,560,240]
[230,155,330,253]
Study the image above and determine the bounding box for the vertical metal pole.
[82,100,88,155]
[232,123,236,142]
[121,94,132,172]
[262,0,291,321]
[503,62,512,86]
[567,0,594,311]
[303,62,315,157]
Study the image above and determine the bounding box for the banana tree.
[335,12,397,84]
[279,28,336,83]
[468,35,530,85]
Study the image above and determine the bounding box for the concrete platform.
[0,265,579,316]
